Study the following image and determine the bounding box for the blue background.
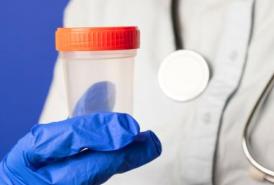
[0,0,69,158]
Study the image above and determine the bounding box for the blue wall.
[0,0,69,158]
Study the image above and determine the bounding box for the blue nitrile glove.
[73,81,116,116]
[0,113,162,185]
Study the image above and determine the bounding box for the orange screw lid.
[56,26,140,51]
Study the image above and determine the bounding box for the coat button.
[228,50,239,61]
[202,112,211,124]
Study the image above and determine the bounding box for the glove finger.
[73,81,116,116]
[26,113,140,168]
[35,131,162,185]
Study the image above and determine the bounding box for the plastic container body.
[61,50,136,117]
[56,26,139,117]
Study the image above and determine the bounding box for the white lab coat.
[40,0,274,184]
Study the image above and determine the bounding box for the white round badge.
[158,50,210,102]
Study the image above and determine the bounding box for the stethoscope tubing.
[171,0,183,50]
[242,74,274,182]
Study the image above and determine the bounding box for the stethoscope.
[158,0,274,183]
[242,74,274,183]
[158,0,210,102]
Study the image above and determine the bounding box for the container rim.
[59,49,137,60]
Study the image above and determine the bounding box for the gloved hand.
[0,113,161,185]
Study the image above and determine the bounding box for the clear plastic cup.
[55,27,140,117]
